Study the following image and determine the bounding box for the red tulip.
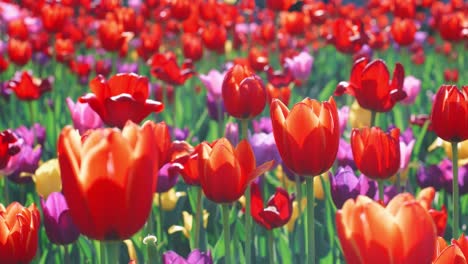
[250,182,294,230]
[0,56,8,74]
[265,0,293,11]
[79,73,164,128]
[433,235,468,263]
[327,18,368,54]
[336,193,436,263]
[149,121,172,169]
[430,85,468,142]
[7,38,32,66]
[198,138,273,204]
[266,83,291,107]
[222,64,267,119]
[417,187,448,236]
[150,52,195,86]
[182,33,204,62]
[168,141,200,186]
[7,19,29,41]
[137,30,161,61]
[438,12,465,42]
[98,18,132,53]
[270,97,340,176]
[57,121,159,240]
[335,58,406,112]
[8,71,53,101]
[351,127,401,179]
[391,18,417,46]
[41,4,72,33]
[0,130,20,169]
[393,0,416,18]
[170,0,191,21]
[248,48,269,72]
[282,12,306,36]
[443,69,459,83]
[202,23,226,54]
[55,38,75,63]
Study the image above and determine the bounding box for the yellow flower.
[33,159,61,199]
[349,100,371,128]
[429,138,468,166]
[168,210,209,239]
[154,189,186,211]
[286,198,307,232]
[314,173,327,200]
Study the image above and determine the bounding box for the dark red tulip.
[8,38,32,66]
[8,71,52,101]
[271,97,340,176]
[0,130,21,169]
[391,18,417,46]
[248,48,269,72]
[444,69,459,83]
[222,64,267,119]
[265,0,293,11]
[351,127,401,180]
[79,73,164,128]
[170,0,191,21]
[150,52,194,86]
[431,85,468,142]
[335,58,406,112]
[250,182,294,230]
[393,0,416,18]
[265,66,294,87]
[0,56,8,74]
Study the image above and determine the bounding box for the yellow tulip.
[276,165,326,200]
[349,100,371,128]
[429,138,468,166]
[286,198,307,232]
[154,189,186,211]
[33,159,61,199]
[168,210,209,239]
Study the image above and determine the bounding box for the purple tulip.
[416,163,446,191]
[169,126,190,141]
[248,132,281,168]
[252,117,273,134]
[32,52,51,66]
[156,163,179,193]
[117,61,138,73]
[330,166,377,208]
[2,144,41,183]
[0,81,12,101]
[66,97,104,134]
[336,139,356,170]
[15,123,46,146]
[338,106,349,134]
[224,122,238,146]
[284,51,313,81]
[438,159,468,195]
[206,94,225,121]
[374,185,399,205]
[40,192,80,245]
[400,76,421,105]
[163,249,213,264]
[199,70,225,98]
[399,129,415,172]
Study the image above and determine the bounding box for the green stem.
[452,141,459,238]
[222,204,232,264]
[3,178,9,205]
[63,245,70,264]
[217,100,224,138]
[157,194,164,245]
[28,101,34,125]
[240,118,252,264]
[295,175,303,219]
[295,174,304,261]
[267,230,275,264]
[396,173,401,193]
[370,111,377,127]
[143,235,158,263]
[306,177,315,264]
[378,180,385,202]
[194,187,203,250]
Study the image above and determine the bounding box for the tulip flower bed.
[0,0,467,263]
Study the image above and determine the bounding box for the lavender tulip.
[117,61,138,73]
[40,192,80,245]
[224,122,238,146]
[338,106,349,134]
[252,117,273,134]
[163,249,213,264]
[66,97,104,134]
[330,166,377,208]
[284,51,313,81]
[336,139,356,170]
[438,159,468,195]
[248,132,281,168]
[15,123,46,146]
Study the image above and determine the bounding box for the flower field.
[0,0,467,263]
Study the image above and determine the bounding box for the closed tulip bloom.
[351,127,401,180]
[270,97,340,176]
[400,76,421,105]
[431,85,468,142]
[41,4,71,33]
[33,159,61,199]
[391,18,417,46]
[336,193,436,264]
[250,182,294,230]
[79,73,164,128]
[40,192,80,245]
[335,58,406,112]
[57,121,159,240]
[222,64,267,119]
[66,97,103,134]
[0,202,40,263]
[198,138,273,204]
[156,163,179,193]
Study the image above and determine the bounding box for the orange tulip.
[336,193,437,264]
[198,138,273,204]
[58,121,159,240]
[0,202,41,263]
[433,235,468,263]
[270,97,340,176]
